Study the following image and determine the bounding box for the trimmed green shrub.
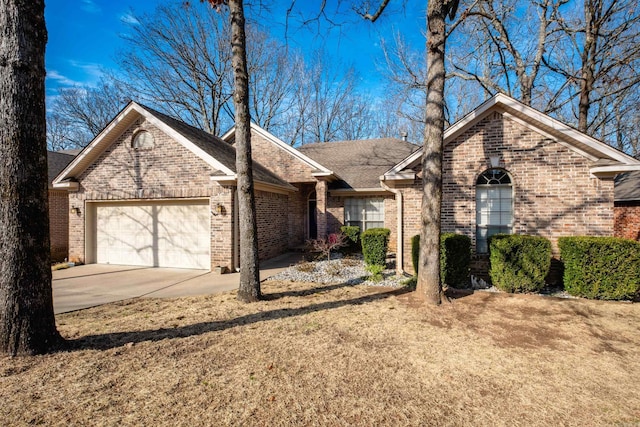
[365,264,385,282]
[559,236,640,300]
[411,234,420,275]
[441,233,471,288]
[361,228,390,266]
[340,225,361,252]
[411,233,471,288]
[489,234,551,293]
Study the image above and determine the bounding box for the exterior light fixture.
[212,203,224,216]
[70,206,81,215]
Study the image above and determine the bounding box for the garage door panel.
[95,201,210,270]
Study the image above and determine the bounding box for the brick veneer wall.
[255,190,289,260]
[614,202,640,241]
[68,117,290,270]
[324,194,397,251]
[398,111,615,275]
[49,189,69,262]
[249,131,317,182]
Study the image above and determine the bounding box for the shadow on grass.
[66,285,411,352]
[262,280,362,300]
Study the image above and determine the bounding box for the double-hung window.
[344,198,384,231]
[476,169,513,253]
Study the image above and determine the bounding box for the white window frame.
[344,198,385,232]
[475,169,513,253]
[132,130,155,150]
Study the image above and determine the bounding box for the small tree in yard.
[309,233,348,261]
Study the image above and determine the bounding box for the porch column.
[315,180,327,238]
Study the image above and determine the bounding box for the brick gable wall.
[68,117,290,270]
[249,131,317,183]
[614,203,640,241]
[399,112,615,275]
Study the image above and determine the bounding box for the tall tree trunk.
[228,0,261,302]
[0,0,62,355]
[416,0,448,305]
[578,0,597,132]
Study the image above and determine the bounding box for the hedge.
[411,233,471,288]
[558,236,640,300]
[361,228,390,266]
[489,234,551,293]
[340,225,361,252]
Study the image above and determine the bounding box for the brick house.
[614,171,640,241]
[48,151,76,261]
[54,94,640,275]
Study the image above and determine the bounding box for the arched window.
[476,169,513,253]
[132,130,154,149]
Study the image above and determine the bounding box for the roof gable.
[384,93,640,180]
[53,102,294,192]
[221,122,335,179]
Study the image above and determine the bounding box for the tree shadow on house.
[66,285,412,352]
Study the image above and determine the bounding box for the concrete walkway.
[53,252,304,314]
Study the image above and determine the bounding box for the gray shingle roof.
[47,151,75,185]
[298,138,420,189]
[615,171,640,202]
[136,104,293,190]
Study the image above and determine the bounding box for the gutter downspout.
[380,180,404,275]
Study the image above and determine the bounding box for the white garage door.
[96,200,210,270]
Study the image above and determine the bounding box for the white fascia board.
[495,94,640,165]
[249,123,334,174]
[220,125,235,142]
[329,188,392,196]
[52,102,139,186]
[384,150,423,177]
[52,181,79,190]
[137,105,235,176]
[590,164,640,178]
[210,174,237,184]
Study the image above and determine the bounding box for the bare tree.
[449,0,565,107]
[119,2,234,135]
[286,52,376,145]
[544,0,640,138]
[47,76,127,149]
[0,0,62,355]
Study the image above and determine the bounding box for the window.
[476,169,513,253]
[132,130,154,149]
[344,198,384,231]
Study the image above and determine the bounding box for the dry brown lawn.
[2,280,640,426]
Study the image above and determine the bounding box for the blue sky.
[45,0,426,102]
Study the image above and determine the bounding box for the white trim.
[210,174,297,194]
[53,102,139,186]
[383,93,640,179]
[223,122,335,175]
[134,105,235,176]
[329,188,392,196]
[52,181,79,190]
[501,111,599,162]
[380,173,416,182]
[53,102,237,186]
[590,164,640,178]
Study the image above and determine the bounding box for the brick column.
[315,180,327,238]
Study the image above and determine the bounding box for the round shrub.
[489,234,551,293]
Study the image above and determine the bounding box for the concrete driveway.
[53,252,303,314]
